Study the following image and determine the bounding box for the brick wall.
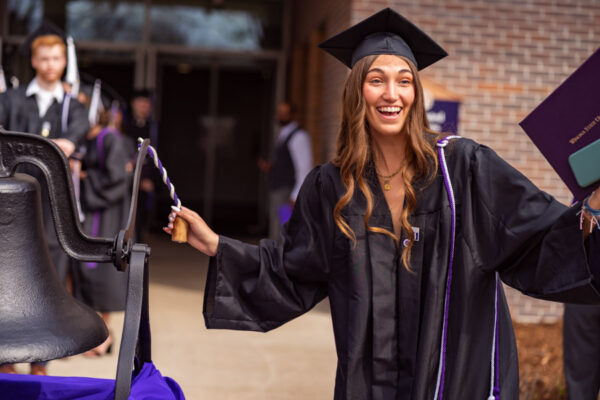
[366,0,599,206]
[291,0,600,322]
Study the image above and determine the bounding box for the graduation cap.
[130,88,153,100]
[20,20,66,56]
[77,72,126,126]
[20,20,79,91]
[318,8,447,70]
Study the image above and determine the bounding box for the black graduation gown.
[0,86,90,282]
[0,87,89,143]
[72,128,129,311]
[203,138,600,399]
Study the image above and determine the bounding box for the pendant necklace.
[376,164,403,191]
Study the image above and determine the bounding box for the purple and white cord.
[433,137,457,400]
[433,136,501,400]
[489,272,500,400]
[137,137,182,211]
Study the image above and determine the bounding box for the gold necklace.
[375,164,403,191]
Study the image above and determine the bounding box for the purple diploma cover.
[520,47,600,201]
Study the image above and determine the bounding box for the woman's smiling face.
[362,54,415,138]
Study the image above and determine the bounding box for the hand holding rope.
[137,138,188,243]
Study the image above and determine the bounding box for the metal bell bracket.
[0,128,154,400]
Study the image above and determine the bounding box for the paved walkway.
[14,235,337,399]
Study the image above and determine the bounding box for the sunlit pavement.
[16,234,337,399]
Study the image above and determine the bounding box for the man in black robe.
[0,23,89,375]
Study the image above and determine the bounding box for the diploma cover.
[520,47,600,201]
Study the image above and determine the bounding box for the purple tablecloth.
[0,362,184,399]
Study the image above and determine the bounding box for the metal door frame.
[154,53,279,225]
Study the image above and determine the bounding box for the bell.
[0,173,108,364]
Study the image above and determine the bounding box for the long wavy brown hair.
[332,54,442,269]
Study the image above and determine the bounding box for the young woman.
[165,8,600,399]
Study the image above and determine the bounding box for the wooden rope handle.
[172,216,189,243]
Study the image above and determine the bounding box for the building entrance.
[1,0,287,235]
[156,57,275,234]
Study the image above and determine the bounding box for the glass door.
[156,55,275,234]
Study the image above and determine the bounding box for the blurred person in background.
[258,101,313,241]
[122,89,158,241]
[72,100,129,357]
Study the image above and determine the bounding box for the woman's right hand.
[164,206,219,256]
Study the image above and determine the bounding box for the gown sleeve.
[81,133,129,211]
[464,143,600,304]
[204,166,335,332]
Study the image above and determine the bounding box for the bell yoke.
[0,127,153,400]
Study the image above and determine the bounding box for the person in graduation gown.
[0,33,88,153]
[0,24,89,286]
[0,22,89,376]
[258,101,314,240]
[563,303,600,399]
[122,89,158,242]
[165,8,600,400]
[70,104,129,357]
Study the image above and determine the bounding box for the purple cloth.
[0,362,184,399]
[436,139,457,400]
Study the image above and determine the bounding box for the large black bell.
[0,173,108,364]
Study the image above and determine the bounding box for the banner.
[422,77,462,134]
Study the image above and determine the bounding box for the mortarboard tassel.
[65,36,80,96]
[434,136,504,400]
[88,79,102,126]
[434,136,501,400]
[0,66,7,93]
